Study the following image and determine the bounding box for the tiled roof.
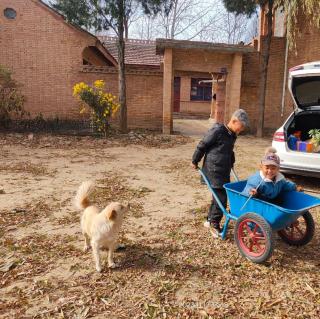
[98,36,161,67]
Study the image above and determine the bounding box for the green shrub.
[0,65,26,126]
[309,129,320,146]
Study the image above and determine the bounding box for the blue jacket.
[241,171,296,200]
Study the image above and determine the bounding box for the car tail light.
[273,132,285,142]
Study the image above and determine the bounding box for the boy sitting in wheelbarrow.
[241,147,301,203]
[191,109,249,237]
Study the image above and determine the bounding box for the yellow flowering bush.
[73,80,119,137]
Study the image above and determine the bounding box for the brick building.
[240,7,320,133]
[0,0,163,130]
[1,0,320,133]
[156,39,254,133]
[1,0,116,120]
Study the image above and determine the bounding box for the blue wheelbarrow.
[199,168,320,263]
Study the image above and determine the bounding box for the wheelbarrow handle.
[231,168,239,182]
[240,178,264,211]
[198,168,229,216]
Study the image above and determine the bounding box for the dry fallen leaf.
[0,260,18,272]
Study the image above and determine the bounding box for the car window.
[293,76,320,107]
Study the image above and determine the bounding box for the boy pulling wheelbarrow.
[191,109,249,237]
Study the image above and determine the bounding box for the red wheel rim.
[281,216,307,240]
[237,218,267,257]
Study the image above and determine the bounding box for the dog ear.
[107,209,117,221]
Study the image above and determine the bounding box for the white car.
[272,61,320,177]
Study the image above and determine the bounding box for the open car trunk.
[285,111,320,152]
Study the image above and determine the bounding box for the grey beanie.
[232,108,249,127]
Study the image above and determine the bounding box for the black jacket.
[192,124,237,188]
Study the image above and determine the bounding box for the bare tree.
[130,14,159,39]
[130,0,252,45]
[158,0,220,39]
[223,12,250,44]
[130,0,224,40]
[201,10,251,44]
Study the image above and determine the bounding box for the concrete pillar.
[162,48,173,134]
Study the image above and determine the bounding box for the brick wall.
[247,10,320,133]
[126,71,163,130]
[180,101,211,115]
[284,16,320,119]
[242,16,320,134]
[0,0,95,119]
[173,48,233,73]
[240,50,260,130]
[262,36,286,131]
[240,37,286,133]
[0,0,163,130]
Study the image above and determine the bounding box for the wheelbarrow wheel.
[278,211,315,246]
[235,213,274,264]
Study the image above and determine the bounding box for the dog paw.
[108,262,117,269]
[96,265,102,272]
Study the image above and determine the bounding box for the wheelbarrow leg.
[220,216,231,240]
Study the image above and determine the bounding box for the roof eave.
[155,38,256,55]
[95,41,118,66]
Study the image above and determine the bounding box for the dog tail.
[74,181,94,210]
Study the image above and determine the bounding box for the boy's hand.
[249,188,258,196]
[296,186,303,192]
[191,163,198,169]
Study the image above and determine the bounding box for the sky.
[45,0,259,44]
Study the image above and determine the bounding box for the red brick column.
[215,80,226,123]
[162,48,173,134]
[227,54,243,119]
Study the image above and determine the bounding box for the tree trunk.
[256,0,273,137]
[124,16,129,39]
[170,0,178,39]
[118,0,127,133]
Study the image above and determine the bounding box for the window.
[293,76,320,107]
[4,8,17,20]
[190,78,212,101]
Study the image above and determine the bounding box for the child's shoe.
[204,221,221,238]
[210,222,222,238]
[203,220,211,228]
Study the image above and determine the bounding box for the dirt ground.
[1,125,320,319]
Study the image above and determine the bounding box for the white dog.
[74,181,127,272]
